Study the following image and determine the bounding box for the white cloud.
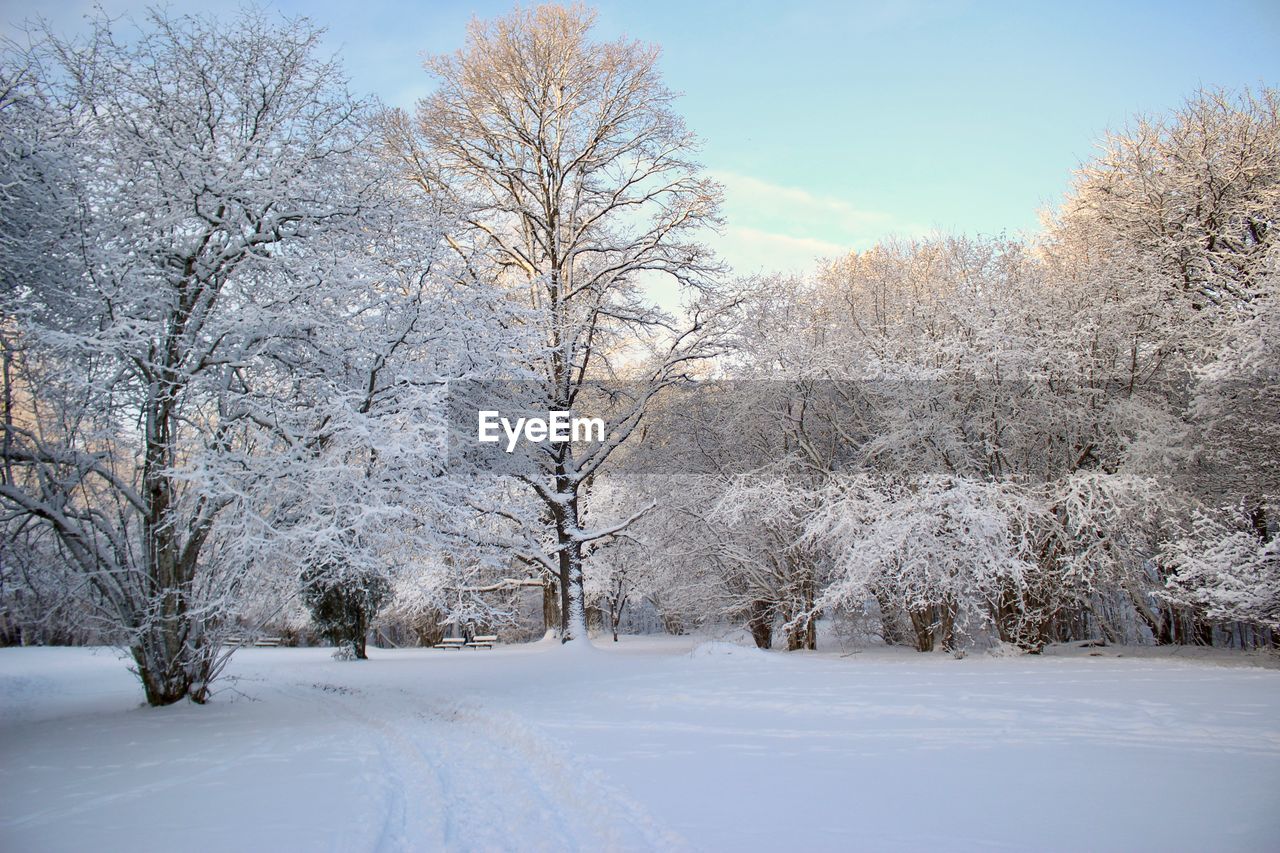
[709,226,848,276]
[708,171,920,275]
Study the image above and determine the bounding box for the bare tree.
[389,3,726,642]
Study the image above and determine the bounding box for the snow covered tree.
[388,3,726,642]
[0,10,393,703]
[1059,87,1277,314]
[707,467,830,650]
[1042,87,1279,641]
[229,167,532,650]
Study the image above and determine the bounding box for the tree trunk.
[784,609,817,651]
[747,600,773,649]
[562,542,588,641]
[131,626,215,706]
[127,318,225,701]
[782,571,817,651]
[1193,616,1215,647]
[609,593,625,642]
[1130,586,1172,645]
[134,397,214,705]
[908,608,936,652]
[542,577,560,636]
[938,601,958,653]
[554,484,589,643]
[874,586,906,646]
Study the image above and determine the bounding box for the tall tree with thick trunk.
[0,10,378,704]
[390,4,724,641]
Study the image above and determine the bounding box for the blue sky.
[5,0,1278,273]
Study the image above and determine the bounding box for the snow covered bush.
[808,476,1037,652]
[1163,509,1280,630]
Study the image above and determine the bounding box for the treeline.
[0,5,1275,708]
[592,89,1279,653]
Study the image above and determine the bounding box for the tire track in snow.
[295,681,683,852]
[283,681,449,852]
[428,700,685,852]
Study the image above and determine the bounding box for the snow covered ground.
[2,637,1278,852]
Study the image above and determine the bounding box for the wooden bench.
[467,635,498,649]
[222,636,282,647]
[433,637,466,650]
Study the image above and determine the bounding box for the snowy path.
[2,639,1278,851]
[274,678,674,852]
[0,643,675,853]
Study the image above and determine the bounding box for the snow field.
[2,638,1277,852]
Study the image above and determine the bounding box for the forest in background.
[0,4,1275,705]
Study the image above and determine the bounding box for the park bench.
[431,635,498,650]
[222,636,282,647]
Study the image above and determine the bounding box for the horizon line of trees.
[590,86,1278,654]
[0,4,1274,706]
